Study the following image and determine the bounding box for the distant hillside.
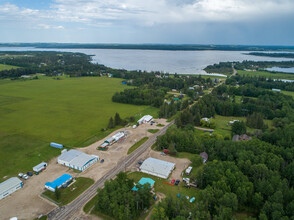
[1,43,294,51]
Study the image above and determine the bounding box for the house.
[45,174,73,192]
[229,120,240,125]
[0,177,23,200]
[232,134,252,142]
[201,117,210,122]
[188,87,194,90]
[132,177,155,191]
[199,152,209,163]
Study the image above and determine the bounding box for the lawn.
[148,129,159,134]
[237,70,294,80]
[213,115,272,137]
[128,172,199,199]
[127,137,149,154]
[0,64,19,71]
[42,177,94,206]
[0,76,158,179]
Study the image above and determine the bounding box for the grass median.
[127,137,148,155]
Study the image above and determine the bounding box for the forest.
[94,172,152,220]
[151,73,294,219]
[247,52,294,59]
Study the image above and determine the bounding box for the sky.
[0,0,294,45]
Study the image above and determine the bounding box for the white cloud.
[37,24,64,29]
[0,0,293,28]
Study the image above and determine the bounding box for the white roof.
[140,157,175,179]
[33,162,47,171]
[58,150,82,163]
[113,132,125,141]
[58,150,98,168]
[138,115,153,123]
[0,177,22,195]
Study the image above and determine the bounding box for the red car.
[171,179,175,184]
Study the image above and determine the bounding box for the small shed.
[132,177,155,191]
[50,142,63,149]
[33,162,48,172]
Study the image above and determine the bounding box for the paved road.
[48,121,174,220]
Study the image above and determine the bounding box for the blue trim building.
[45,174,73,192]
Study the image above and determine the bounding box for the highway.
[48,120,174,220]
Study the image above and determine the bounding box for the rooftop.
[132,177,155,191]
[0,177,22,195]
[45,174,72,189]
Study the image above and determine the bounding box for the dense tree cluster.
[155,125,294,219]
[227,75,294,92]
[204,62,233,74]
[94,172,152,220]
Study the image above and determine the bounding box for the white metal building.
[0,177,23,200]
[137,115,153,124]
[139,157,175,179]
[57,149,99,171]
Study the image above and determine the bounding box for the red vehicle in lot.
[171,179,175,184]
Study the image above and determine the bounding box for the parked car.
[138,161,143,165]
[183,177,190,183]
[27,172,33,176]
[190,197,196,203]
[18,173,24,178]
[171,179,176,184]
[100,159,105,163]
[160,152,166,156]
[175,179,180,185]
[35,172,39,175]
[22,174,29,180]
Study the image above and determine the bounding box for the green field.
[0,76,158,179]
[148,129,159,134]
[0,64,19,71]
[42,177,94,206]
[281,90,294,98]
[238,70,294,80]
[127,137,148,154]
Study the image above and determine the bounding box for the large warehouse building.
[57,149,99,171]
[139,157,175,179]
[0,177,23,200]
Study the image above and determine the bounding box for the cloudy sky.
[0,0,293,45]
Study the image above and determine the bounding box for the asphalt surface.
[48,120,174,220]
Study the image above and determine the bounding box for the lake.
[0,47,293,75]
[266,67,294,74]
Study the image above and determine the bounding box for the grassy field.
[42,177,94,206]
[0,76,158,179]
[237,70,294,80]
[0,64,19,71]
[127,137,148,154]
